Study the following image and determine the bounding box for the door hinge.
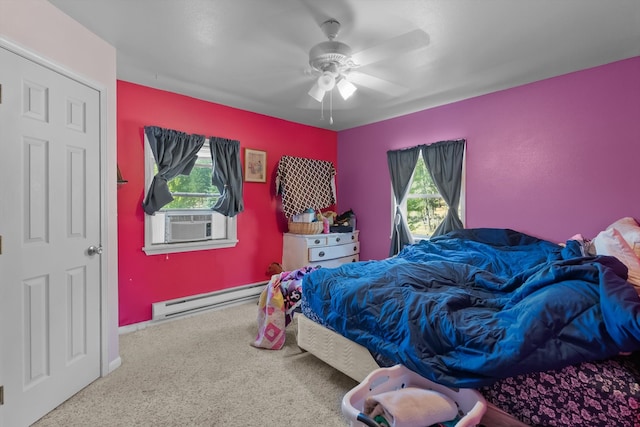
[0,385,4,405]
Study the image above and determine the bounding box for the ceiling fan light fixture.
[317,71,336,91]
[308,83,325,102]
[337,77,357,100]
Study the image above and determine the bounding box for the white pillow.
[593,228,640,288]
[606,217,640,258]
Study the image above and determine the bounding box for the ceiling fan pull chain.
[329,90,334,125]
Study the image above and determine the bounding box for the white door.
[0,47,102,426]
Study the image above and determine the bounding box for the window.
[400,152,465,240]
[143,138,237,255]
[159,141,220,210]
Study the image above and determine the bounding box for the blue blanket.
[302,228,640,388]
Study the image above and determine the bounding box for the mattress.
[296,314,528,427]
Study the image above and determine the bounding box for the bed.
[296,225,640,426]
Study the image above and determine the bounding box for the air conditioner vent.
[167,214,211,223]
[165,211,213,243]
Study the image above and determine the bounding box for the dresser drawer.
[309,254,359,269]
[327,233,358,245]
[304,236,328,247]
[282,231,361,271]
[309,241,360,262]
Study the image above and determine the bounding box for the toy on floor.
[266,262,283,277]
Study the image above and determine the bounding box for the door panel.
[0,47,102,427]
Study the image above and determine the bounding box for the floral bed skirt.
[480,353,640,427]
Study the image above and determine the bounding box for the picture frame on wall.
[244,148,267,183]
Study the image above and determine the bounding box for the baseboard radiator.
[152,281,267,321]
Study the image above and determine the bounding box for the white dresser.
[282,231,360,271]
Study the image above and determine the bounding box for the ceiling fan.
[307,19,358,102]
[306,18,430,103]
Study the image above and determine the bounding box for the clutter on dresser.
[330,209,356,233]
[288,208,339,235]
[322,211,337,224]
[287,208,357,235]
[291,208,316,223]
[287,221,324,235]
[288,208,323,234]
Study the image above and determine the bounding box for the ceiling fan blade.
[351,29,430,67]
[347,71,409,97]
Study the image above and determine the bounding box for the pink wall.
[117,81,337,325]
[338,57,640,261]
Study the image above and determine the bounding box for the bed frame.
[296,314,529,427]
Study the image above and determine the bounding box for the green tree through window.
[404,154,448,238]
[157,144,221,210]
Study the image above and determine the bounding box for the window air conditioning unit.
[165,211,212,243]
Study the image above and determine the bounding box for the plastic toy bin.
[342,365,487,427]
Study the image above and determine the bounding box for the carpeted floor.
[32,302,358,426]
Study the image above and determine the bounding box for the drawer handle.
[351,235,355,240]
[353,246,357,252]
[351,259,356,262]
[318,251,325,257]
[314,239,321,244]
[336,237,341,242]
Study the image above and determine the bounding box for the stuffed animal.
[266,262,284,276]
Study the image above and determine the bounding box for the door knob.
[87,245,103,256]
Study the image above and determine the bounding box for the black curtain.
[387,146,420,256]
[209,137,244,217]
[143,126,205,215]
[421,139,465,237]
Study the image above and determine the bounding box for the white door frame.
[0,37,110,377]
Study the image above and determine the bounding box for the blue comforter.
[302,228,640,388]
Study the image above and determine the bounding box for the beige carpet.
[33,302,358,426]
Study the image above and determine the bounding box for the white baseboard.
[108,356,122,373]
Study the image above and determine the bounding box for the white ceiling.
[49,0,640,131]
